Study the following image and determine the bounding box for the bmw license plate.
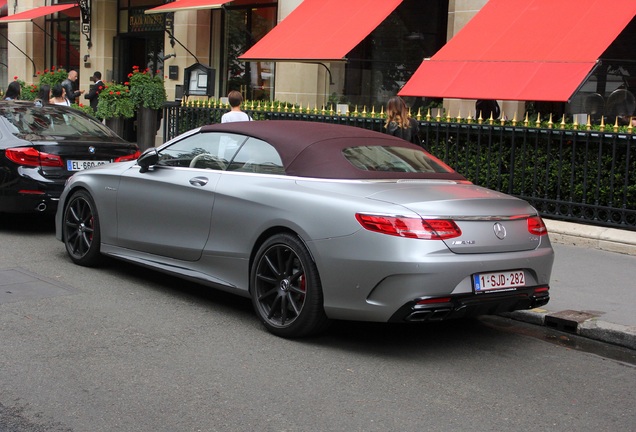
[67,160,110,171]
[473,270,525,292]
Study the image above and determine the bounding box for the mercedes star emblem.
[493,222,507,240]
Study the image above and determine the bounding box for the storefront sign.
[129,7,165,33]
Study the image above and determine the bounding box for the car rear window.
[0,105,117,140]
[342,146,454,173]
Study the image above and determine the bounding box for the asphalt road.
[1,214,635,432]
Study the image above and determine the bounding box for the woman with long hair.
[37,84,51,104]
[384,96,420,145]
[3,81,21,100]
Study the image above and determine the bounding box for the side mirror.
[138,148,159,173]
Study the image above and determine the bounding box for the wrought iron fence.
[163,102,636,231]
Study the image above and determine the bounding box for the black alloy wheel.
[251,233,329,338]
[63,190,102,266]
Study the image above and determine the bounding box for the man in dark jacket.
[84,71,104,113]
[61,70,84,104]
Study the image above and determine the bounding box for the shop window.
[343,0,448,110]
[223,3,277,101]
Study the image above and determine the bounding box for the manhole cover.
[0,268,78,304]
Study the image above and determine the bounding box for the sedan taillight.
[5,147,63,167]
[527,216,548,236]
[355,213,462,240]
[114,150,141,163]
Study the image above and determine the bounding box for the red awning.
[145,0,233,14]
[239,0,402,62]
[0,3,78,23]
[399,0,636,101]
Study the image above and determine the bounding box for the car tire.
[251,233,329,338]
[62,190,102,267]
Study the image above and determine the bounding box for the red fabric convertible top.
[198,121,465,180]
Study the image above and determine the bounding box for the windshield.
[0,105,119,140]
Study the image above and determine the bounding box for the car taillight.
[527,216,548,236]
[114,150,141,163]
[5,147,63,167]
[355,213,462,240]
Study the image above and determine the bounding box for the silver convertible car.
[55,120,554,338]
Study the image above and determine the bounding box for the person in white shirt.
[221,90,252,123]
[50,84,71,106]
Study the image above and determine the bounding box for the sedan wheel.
[251,233,329,338]
[63,190,102,266]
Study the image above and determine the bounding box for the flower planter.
[137,107,159,151]
[105,117,125,137]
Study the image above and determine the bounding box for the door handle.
[189,176,209,186]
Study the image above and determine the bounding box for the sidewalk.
[502,219,636,350]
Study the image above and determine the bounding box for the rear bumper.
[0,166,65,214]
[388,286,550,323]
[0,192,60,214]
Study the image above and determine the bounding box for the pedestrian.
[384,96,420,145]
[475,99,500,120]
[37,84,51,104]
[221,90,252,123]
[84,71,104,113]
[3,81,21,100]
[50,84,71,106]
[61,69,84,104]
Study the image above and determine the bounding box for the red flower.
[13,76,17,80]
[51,65,56,70]
[109,91,114,95]
[124,82,129,85]
[128,73,133,78]
[37,71,41,75]
[116,91,121,95]
[44,69,48,73]
[78,103,84,107]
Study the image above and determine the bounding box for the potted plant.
[72,102,98,118]
[96,82,134,137]
[128,65,167,150]
[128,65,167,109]
[37,66,68,88]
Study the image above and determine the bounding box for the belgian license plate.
[474,270,525,292]
[67,160,109,171]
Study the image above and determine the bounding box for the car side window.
[227,137,285,175]
[157,132,247,170]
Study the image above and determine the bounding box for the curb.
[500,219,636,350]
[502,309,636,351]
[544,219,636,256]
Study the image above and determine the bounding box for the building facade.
[1,1,482,117]
[4,1,632,142]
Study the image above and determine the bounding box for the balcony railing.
[163,101,636,231]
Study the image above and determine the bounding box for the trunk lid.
[366,181,543,253]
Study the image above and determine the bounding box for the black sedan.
[0,101,139,214]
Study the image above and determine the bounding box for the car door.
[115,131,246,261]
